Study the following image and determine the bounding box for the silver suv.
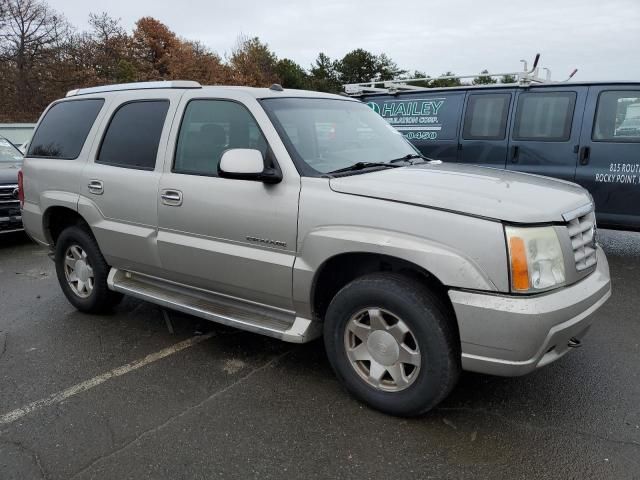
[20,81,611,416]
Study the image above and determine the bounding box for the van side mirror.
[218,149,282,184]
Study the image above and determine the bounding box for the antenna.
[563,68,578,82]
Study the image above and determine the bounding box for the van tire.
[54,225,122,313]
[324,273,460,417]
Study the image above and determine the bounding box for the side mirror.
[218,149,282,184]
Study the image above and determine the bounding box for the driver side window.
[174,100,268,176]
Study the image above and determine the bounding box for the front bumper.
[449,246,611,376]
[0,209,22,233]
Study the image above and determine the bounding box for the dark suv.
[0,136,23,233]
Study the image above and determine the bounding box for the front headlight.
[505,226,565,293]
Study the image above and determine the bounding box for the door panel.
[506,87,587,181]
[575,86,640,229]
[157,97,299,310]
[79,92,179,275]
[458,90,514,168]
[157,175,299,308]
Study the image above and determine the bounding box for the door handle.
[160,189,183,206]
[87,180,104,195]
[579,146,591,165]
[510,145,519,163]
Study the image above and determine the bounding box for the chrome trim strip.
[562,203,593,222]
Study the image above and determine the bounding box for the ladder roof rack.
[66,80,202,97]
[344,54,579,95]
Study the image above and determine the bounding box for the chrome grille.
[567,209,597,271]
[0,184,19,203]
[0,184,21,232]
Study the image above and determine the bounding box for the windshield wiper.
[389,153,429,165]
[327,162,402,175]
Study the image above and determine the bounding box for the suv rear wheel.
[324,273,460,416]
[54,225,122,313]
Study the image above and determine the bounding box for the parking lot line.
[0,332,215,427]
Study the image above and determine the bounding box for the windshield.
[0,138,23,163]
[261,98,418,174]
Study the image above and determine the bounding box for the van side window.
[593,91,640,142]
[462,94,511,140]
[513,92,576,141]
[28,99,104,159]
[97,100,169,170]
[174,100,268,176]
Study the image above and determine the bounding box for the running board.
[107,269,320,343]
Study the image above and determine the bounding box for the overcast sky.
[51,0,640,82]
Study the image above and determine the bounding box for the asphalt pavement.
[0,229,638,479]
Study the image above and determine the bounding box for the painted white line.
[0,332,215,426]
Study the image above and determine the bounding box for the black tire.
[324,273,460,417]
[54,225,122,313]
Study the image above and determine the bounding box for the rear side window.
[174,100,268,176]
[462,93,511,140]
[28,99,104,159]
[513,92,576,141]
[97,100,169,170]
[593,91,640,142]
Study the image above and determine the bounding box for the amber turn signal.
[509,236,530,291]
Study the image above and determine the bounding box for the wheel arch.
[309,251,455,325]
[43,205,89,246]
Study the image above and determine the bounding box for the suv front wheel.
[54,225,122,313]
[324,273,460,416]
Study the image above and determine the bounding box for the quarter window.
[593,91,640,142]
[462,93,511,140]
[97,100,169,170]
[174,100,268,176]
[513,92,576,141]
[28,99,104,159]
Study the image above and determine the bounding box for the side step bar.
[107,269,321,343]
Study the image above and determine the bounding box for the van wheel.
[324,273,460,417]
[54,225,122,313]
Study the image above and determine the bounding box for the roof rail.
[66,80,202,97]
[344,54,579,95]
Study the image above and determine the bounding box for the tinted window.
[513,92,576,141]
[593,90,640,142]
[174,100,268,176]
[28,99,104,159]
[463,93,511,140]
[97,100,169,170]
[365,93,463,141]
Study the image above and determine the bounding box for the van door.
[506,86,587,181]
[458,90,514,168]
[364,92,464,162]
[156,95,299,310]
[575,86,640,229]
[79,91,179,276]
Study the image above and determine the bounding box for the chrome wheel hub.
[344,308,421,392]
[63,245,94,298]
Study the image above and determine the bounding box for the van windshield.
[260,98,418,174]
[0,138,23,163]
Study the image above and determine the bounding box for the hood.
[0,162,21,185]
[329,163,591,224]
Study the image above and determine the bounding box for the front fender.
[292,225,499,319]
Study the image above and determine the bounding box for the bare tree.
[0,0,68,117]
